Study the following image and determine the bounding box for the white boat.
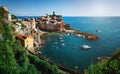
[66,33,70,36]
[61,43,65,47]
[97,57,102,60]
[82,35,85,38]
[38,51,42,54]
[81,45,91,49]
[61,40,64,42]
[77,34,82,37]
[96,30,101,32]
[59,38,62,40]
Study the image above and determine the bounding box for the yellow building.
[16,34,34,49]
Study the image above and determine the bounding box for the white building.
[15,23,22,32]
[8,14,11,22]
[32,18,37,32]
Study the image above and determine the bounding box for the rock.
[64,24,71,30]
[87,35,99,40]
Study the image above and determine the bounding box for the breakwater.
[74,30,99,40]
[63,29,99,40]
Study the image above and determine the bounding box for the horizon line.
[16,15,120,17]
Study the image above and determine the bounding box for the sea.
[17,16,120,72]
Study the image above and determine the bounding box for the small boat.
[61,43,65,47]
[61,40,64,42]
[96,30,101,32]
[59,38,62,40]
[38,51,42,54]
[66,33,70,36]
[97,57,102,61]
[77,34,82,37]
[54,42,58,44]
[81,45,91,49]
[82,35,85,38]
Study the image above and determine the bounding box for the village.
[1,6,99,54]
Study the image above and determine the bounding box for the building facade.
[16,34,34,49]
[39,12,65,31]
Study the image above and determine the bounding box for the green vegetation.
[28,53,60,74]
[0,7,7,20]
[0,22,4,34]
[85,49,120,74]
[11,14,17,19]
[0,7,62,74]
[18,21,26,29]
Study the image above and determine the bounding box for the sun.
[96,7,105,15]
[92,5,106,16]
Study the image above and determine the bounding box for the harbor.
[40,17,120,72]
[10,11,119,73]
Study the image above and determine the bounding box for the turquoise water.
[17,16,120,72]
[41,17,120,72]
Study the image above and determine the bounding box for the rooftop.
[16,34,27,40]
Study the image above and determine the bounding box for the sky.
[0,0,120,16]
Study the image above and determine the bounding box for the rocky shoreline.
[74,31,99,40]
[60,29,100,40]
[34,32,48,53]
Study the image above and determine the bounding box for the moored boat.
[96,30,101,32]
[61,43,65,47]
[81,45,91,49]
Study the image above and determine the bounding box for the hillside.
[0,7,62,74]
[85,49,120,74]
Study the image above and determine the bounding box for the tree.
[0,7,8,20]
[0,21,4,34]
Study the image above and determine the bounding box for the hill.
[0,7,62,74]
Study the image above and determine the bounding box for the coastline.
[27,45,83,74]
[35,32,48,52]
[27,32,83,74]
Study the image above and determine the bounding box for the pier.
[63,29,99,40]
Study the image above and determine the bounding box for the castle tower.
[53,11,56,16]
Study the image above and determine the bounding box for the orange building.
[16,34,34,49]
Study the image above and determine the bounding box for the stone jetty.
[75,31,99,40]
[65,29,100,40]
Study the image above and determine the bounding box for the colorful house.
[39,11,65,31]
[16,34,34,49]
